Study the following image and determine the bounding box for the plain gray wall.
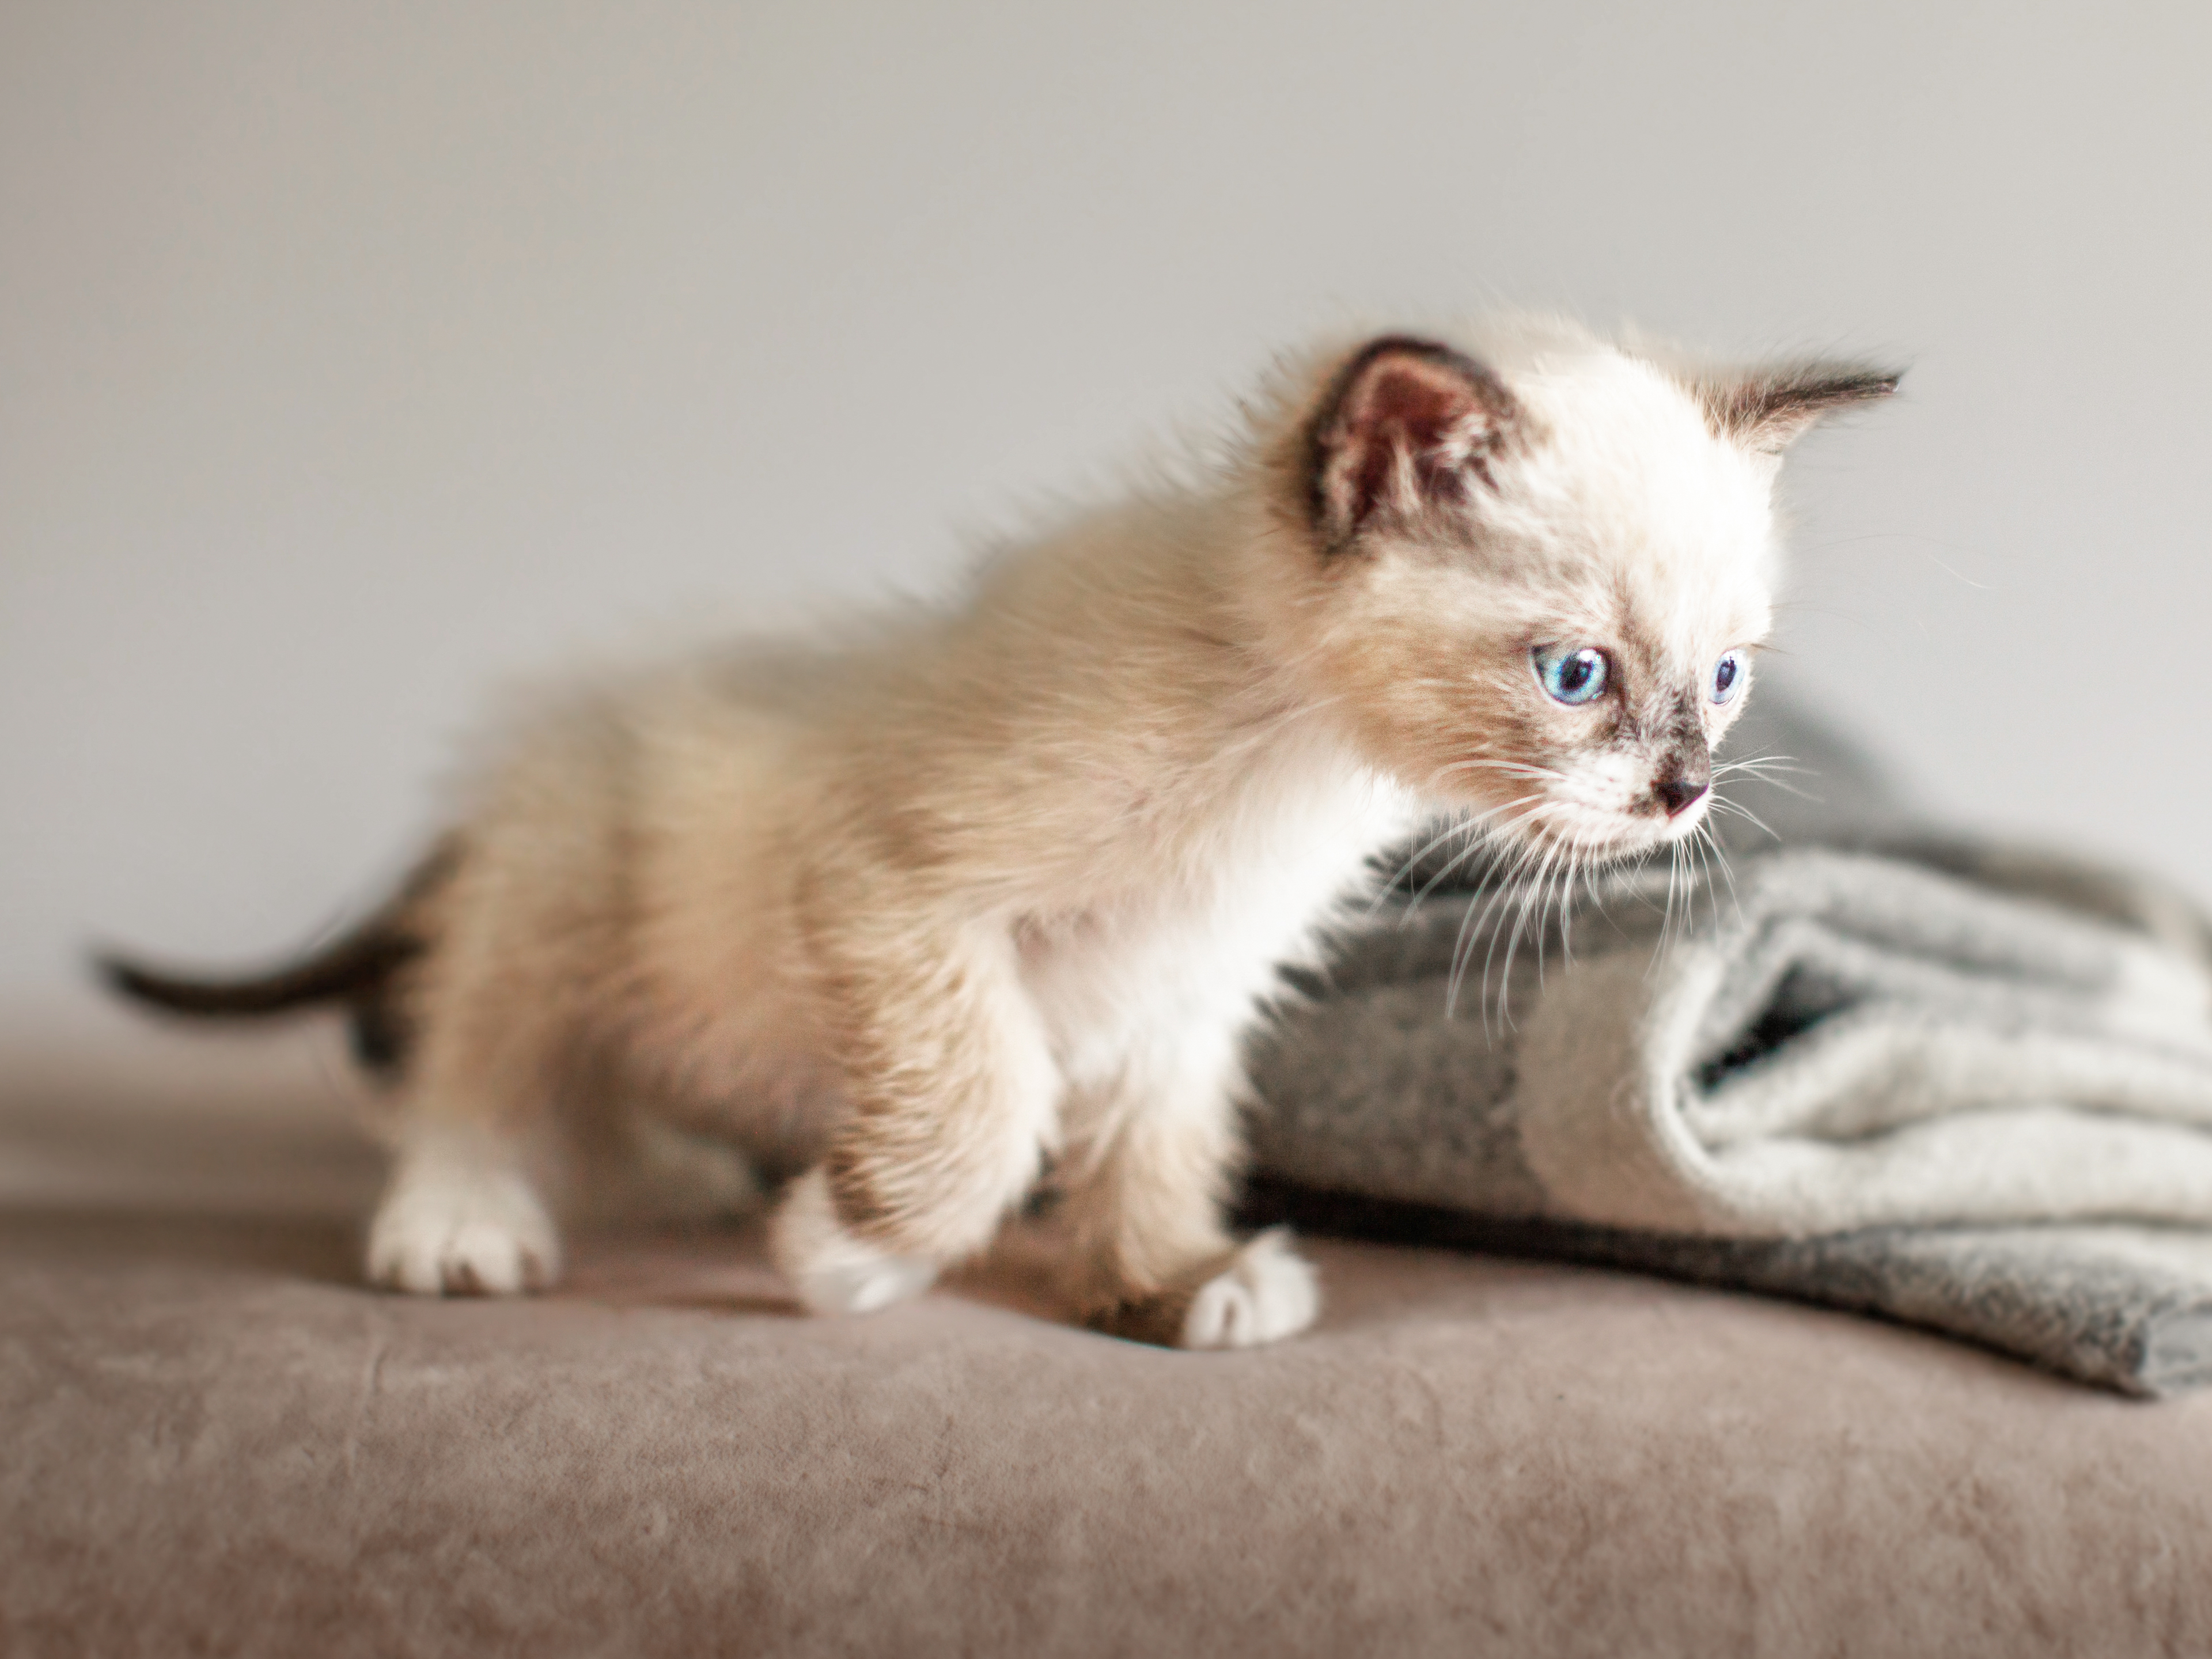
[6,2,2210,1060]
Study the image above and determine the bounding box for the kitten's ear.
[1304,336,1520,549]
[1699,362,1903,455]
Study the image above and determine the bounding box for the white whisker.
[1705,794,1781,844]
[1445,804,1551,1026]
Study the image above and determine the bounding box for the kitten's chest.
[1016,775,1414,1062]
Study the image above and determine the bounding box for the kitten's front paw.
[797,1251,940,1316]
[1179,1228,1320,1350]
[771,1168,938,1316]
[368,1159,561,1296]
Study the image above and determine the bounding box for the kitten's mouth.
[1519,794,1711,858]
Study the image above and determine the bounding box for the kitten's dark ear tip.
[1707,359,1905,454]
[1841,366,1906,399]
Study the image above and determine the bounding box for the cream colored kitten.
[104,320,1895,1348]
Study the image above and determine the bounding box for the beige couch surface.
[4,1057,2211,1658]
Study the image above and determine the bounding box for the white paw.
[368,1154,560,1297]
[798,1252,940,1316]
[771,1167,938,1316]
[1180,1229,1320,1350]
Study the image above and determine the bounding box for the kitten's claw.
[368,1156,560,1296]
[771,1167,938,1316]
[1179,1228,1319,1350]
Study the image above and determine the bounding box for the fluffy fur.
[103,317,1895,1347]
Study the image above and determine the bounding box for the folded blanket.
[1244,694,2212,1395]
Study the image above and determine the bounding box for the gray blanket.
[1245,694,2212,1395]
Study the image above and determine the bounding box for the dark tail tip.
[94,949,183,1008]
[92,925,420,1021]
[96,948,310,1017]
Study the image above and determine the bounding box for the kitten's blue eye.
[1532,644,1609,706]
[1710,650,1745,705]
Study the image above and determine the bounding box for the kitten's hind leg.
[368,1120,561,1296]
[358,721,637,1296]
[360,862,583,1295]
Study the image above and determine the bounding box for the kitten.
[103,320,1895,1348]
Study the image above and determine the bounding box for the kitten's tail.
[96,923,416,1017]
[93,840,458,1078]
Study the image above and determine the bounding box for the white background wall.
[6,2,2210,1063]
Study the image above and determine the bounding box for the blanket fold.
[1244,695,2212,1395]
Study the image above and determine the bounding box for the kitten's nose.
[1654,743,1711,817]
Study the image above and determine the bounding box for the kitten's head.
[1251,320,1897,859]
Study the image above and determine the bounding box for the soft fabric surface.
[1243,1181,2212,1400]
[8,1071,2212,1656]
[1261,846,2212,1235]
[1245,700,2212,1395]
[8,1200,2212,1659]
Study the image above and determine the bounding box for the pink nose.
[1657,777,1709,817]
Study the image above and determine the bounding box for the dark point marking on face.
[1695,362,1903,454]
[1305,335,1521,551]
[1664,685,1708,743]
[1650,692,1713,815]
